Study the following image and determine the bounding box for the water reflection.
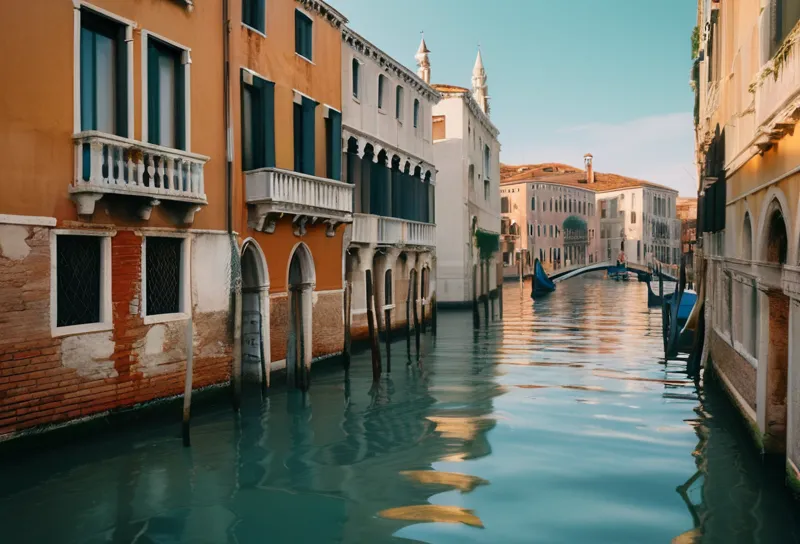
[0,276,799,543]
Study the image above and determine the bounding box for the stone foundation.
[710,330,757,413]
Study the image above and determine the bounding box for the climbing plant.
[475,229,499,261]
[691,26,699,60]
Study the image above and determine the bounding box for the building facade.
[340,32,439,342]
[432,53,502,306]
[693,0,800,490]
[677,197,698,254]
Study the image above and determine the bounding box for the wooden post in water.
[365,270,382,380]
[498,281,503,320]
[432,294,438,336]
[343,281,352,370]
[182,318,194,447]
[406,273,412,356]
[472,265,480,329]
[232,287,242,411]
[413,275,421,356]
[482,261,489,324]
[384,307,392,373]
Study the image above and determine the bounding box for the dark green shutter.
[301,96,316,175]
[263,79,275,167]
[293,102,302,172]
[329,109,342,180]
[305,17,313,59]
[175,53,185,150]
[115,26,127,137]
[80,27,95,131]
[148,41,160,144]
[255,0,266,33]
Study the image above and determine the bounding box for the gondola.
[660,260,698,357]
[607,263,629,281]
[531,258,555,297]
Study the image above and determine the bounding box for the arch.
[742,211,753,261]
[240,237,269,289]
[287,242,316,289]
[240,238,271,388]
[757,187,793,263]
[384,268,393,305]
[346,136,359,154]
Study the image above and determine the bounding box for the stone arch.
[286,242,315,390]
[240,238,271,387]
[742,210,753,261]
[757,187,793,264]
[287,242,316,288]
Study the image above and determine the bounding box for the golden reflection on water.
[426,416,496,441]
[378,505,484,528]
[515,384,607,392]
[400,470,489,493]
[671,527,702,543]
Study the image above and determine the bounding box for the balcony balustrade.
[70,131,208,224]
[350,213,436,248]
[754,30,800,142]
[246,167,353,236]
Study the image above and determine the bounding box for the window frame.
[74,3,134,138]
[141,31,191,151]
[50,229,114,337]
[351,57,360,100]
[377,74,387,112]
[141,233,192,325]
[395,85,404,122]
[241,68,276,171]
[413,98,420,129]
[295,8,314,63]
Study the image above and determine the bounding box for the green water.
[1,277,799,543]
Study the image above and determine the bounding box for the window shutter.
[147,41,161,144]
[175,55,186,150]
[255,0,266,33]
[115,25,127,137]
[301,96,317,175]
[80,27,96,131]
[263,79,275,167]
[293,102,302,172]
[329,109,342,180]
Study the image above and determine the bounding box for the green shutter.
[293,102,302,172]
[301,96,316,175]
[263,79,275,168]
[80,27,96,131]
[329,110,341,180]
[175,53,185,150]
[255,0,266,33]
[147,41,160,144]
[115,26,127,137]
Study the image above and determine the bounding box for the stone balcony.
[753,28,800,145]
[246,167,353,236]
[70,131,208,224]
[783,265,800,299]
[350,213,436,249]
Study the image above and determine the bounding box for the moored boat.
[531,258,556,297]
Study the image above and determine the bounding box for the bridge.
[549,261,678,283]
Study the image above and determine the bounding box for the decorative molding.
[341,26,440,104]
[342,126,435,176]
[294,0,347,29]
[436,86,500,139]
[0,214,57,227]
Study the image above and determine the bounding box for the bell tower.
[472,48,489,114]
[415,34,431,84]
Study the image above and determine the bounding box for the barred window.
[56,235,102,327]
[145,237,183,316]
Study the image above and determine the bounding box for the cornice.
[295,0,347,29]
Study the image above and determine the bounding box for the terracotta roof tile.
[500,163,677,193]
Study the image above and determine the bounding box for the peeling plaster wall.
[192,233,231,313]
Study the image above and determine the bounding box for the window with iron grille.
[146,237,183,316]
[56,235,102,327]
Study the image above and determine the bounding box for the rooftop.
[431,83,470,94]
[500,163,677,194]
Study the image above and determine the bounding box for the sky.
[335,0,698,196]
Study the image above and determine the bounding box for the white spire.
[415,32,431,84]
[471,48,489,114]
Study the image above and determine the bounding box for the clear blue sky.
[336,0,698,196]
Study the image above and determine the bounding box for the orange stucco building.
[0,0,352,438]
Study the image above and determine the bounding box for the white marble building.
[341,29,440,340]
[431,52,501,306]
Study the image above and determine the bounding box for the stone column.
[787,298,800,474]
[755,283,771,436]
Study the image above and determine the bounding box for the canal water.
[2,277,800,543]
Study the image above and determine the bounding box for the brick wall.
[0,226,232,438]
[710,330,757,411]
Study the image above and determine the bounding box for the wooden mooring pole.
[413,279,421,357]
[182,318,194,447]
[384,307,392,373]
[472,267,480,329]
[365,270,382,381]
[343,281,352,370]
[432,294,438,336]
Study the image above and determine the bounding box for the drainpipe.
[223,0,242,410]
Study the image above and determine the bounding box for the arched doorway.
[287,243,315,390]
[241,240,270,389]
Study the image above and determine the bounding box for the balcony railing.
[754,29,800,134]
[246,167,353,236]
[70,131,208,223]
[350,213,436,248]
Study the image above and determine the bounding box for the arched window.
[352,58,360,99]
[413,99,420,128]
[377,74,386,109]
[395,85,404,120]
[766,208,788,265]
[531,197,536,211]
[742,213,752,260]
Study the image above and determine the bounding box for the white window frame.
[141,30,192,151]
[50,229,114,337]
[395,85,404,123]
[141,232,192,325]
[73,1,136,137]
[377,74,387,113]
[295,8,314,64]
[241,0,267,38]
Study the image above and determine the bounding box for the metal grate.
[57,235,101,327]
[146,237,182,316]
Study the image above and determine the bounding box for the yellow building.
[694,0,800,489]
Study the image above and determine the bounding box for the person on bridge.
[616,249,627,267]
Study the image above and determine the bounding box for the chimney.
[584,153,594,184]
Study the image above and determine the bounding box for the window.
[484,144,491,179]
[549,225,553,237]
[325,108,342,180]
[484,179,490,201]
[468,164,475,193]
[378,75,386,109]
[385,269,393,305]
[147,37,185,149]
[144,236,186,318]
[241,70,275,171]
[81,9,127,135]
[395,85,404,120]
[773,1,800,57]
[55,234,105,329]
[352,58,360,99]
[531,197,536,211]
[631,211,637,224]
[242,0,265,33]
[293,95,317,174]
[537,224,540,237]
[501,196,509,213]
[413,99,420,128]
[295,9,313,61]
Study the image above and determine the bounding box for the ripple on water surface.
[1,277,799,543]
